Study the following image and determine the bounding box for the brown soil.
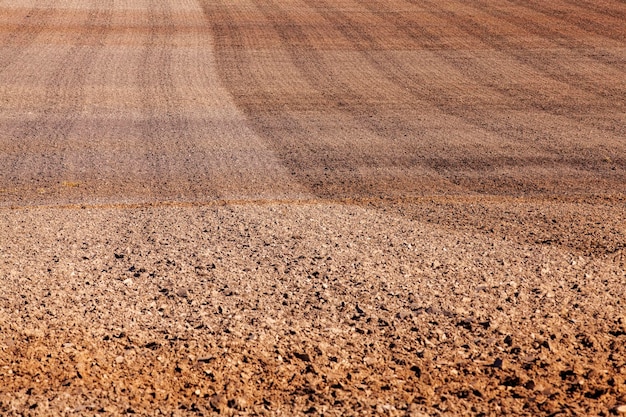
[0,0,625,415]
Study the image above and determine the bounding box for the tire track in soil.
[335,0,626,155]
[297,0,560,171]
[446,0,626,142]
[228,0,616,178]
[398,0,625,103]
[205,0,626,198]
[137,0,207,201]
[204,0,524,198]
[502,0,626,43]
[563,0,626,21]
[2,0,304,206]
[1,0,113,203]
[358,0,619,181]
[465,0,626,70]
[212,0,461,199]
[201,0,409,199]
[448,0,626,138]
[132,0,304,204]
[266,0,543,187]
[362,0,626,148]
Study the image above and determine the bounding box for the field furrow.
[0,0,625,415]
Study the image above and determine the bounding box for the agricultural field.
[0,0,625,415]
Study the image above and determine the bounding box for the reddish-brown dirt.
[0,0,625,415]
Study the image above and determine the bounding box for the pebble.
[363,357,376,366]
[115,356,124,364]
[617,405,626,414]
[176,288,189,298]
[122,278,133,286]
[210,394,225,411]
[435,329,447,342]
[396,311,411,320]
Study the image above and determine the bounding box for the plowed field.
[1,0,625,415]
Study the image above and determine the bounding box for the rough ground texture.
[0,0,625,416]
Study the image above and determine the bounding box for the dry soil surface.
[1,0,625,416]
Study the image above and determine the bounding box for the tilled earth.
[1,0,625,415]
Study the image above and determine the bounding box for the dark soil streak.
[205,0,626,198]
[137,0,220,201]
[504,0,626,42]
[466,0,626,71]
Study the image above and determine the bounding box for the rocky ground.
[1,197,625,415]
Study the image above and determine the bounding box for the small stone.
[122,278,133,286]
[617,405,626,414]
[396,311,411,320]
[435,329,447,342]
[177,288,189,298]
[363,356,376,366]
[407,405,429,417]
[210,394,225,411]
[115,356,124,364]
[195,389,201,396]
